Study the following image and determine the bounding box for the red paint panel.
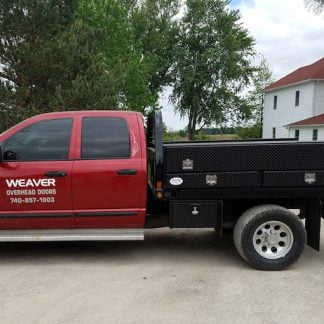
[0,111,148,230]
[0,113,78,229]
[0,212,74,230]
[0,161,75,229]
[72,112,147,228]
[74,209,146,228]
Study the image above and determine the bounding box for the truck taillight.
[156,181,163,199]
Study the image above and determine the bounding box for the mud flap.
[305,198,322,251]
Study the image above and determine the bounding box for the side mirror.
[0,143,2,162]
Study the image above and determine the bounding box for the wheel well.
[223,199,306,228]
[223,198,322,252]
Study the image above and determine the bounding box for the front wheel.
[233,205,306,270]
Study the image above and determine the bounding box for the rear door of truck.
[72,111,147,228]
[0,115,77,229]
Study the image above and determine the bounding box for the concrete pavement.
[0,222,323,323]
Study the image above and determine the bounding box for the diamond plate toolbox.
[163,141,324,189]
[170,200,222,228]
[163,142,324,173]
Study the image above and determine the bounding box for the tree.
[236,56,273,139]
[0,0,179,131]
[124,0,181,112]
[171,0,257,140]
[72,0,180,113]
[56,0,134,111]
[0,0,78,129]
[0,0,123,130]
[305,0,324,13]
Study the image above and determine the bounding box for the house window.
[273,95,277,110]
[313,129,318,141]
[272,127,276,139]
[295,129,300,140]
[295,91,300,106]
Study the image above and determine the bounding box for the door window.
[81,117,130,159]
[4,118,72,161]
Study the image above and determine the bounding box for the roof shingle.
[287,114,324,127]
[265,57,324,92]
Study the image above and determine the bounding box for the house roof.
[265,57,324,92]
[287,114,324,127]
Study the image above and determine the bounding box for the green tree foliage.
[305,0,324,13]
[129,0,180,109]
[0,0,78,127]
[76,0,171,112]
[235,124,262,140]
[171,0,257,140]
[236,56,273,139]
[0,0,179,131]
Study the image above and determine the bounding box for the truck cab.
[0,111,147,232]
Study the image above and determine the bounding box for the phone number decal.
[10,197,55,204]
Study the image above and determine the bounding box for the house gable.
[262,57,324,139]
[264,57,324,92]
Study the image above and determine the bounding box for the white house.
[262,57,324,140]
[287,114,324,141]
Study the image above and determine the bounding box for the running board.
[0,229,144,242]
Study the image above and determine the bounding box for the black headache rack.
[147,111,164,199]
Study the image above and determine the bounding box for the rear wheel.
[233,205,306,270]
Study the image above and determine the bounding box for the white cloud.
[159,86,188,131]
[237,0,324,78]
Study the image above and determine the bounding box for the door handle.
[117,169,137,175]
[45,171,67,177]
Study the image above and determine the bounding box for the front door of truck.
[72,113,146,228]
[0,118,75,229]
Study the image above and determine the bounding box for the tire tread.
[233,204,306,270]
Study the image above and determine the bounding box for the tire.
[233,204,306,271]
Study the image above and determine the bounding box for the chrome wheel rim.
[253,221,294,259]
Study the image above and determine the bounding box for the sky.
[161,0,324,130]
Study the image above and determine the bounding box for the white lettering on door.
[5,179,56,188]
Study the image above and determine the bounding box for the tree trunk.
[188,113,196,140]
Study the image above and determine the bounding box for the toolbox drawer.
[170,200,222,228]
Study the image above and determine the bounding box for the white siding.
[262,82,314,139]
[313,81,324,116]
[288,126,324,141]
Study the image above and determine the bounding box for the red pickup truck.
[0,110,323,270]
